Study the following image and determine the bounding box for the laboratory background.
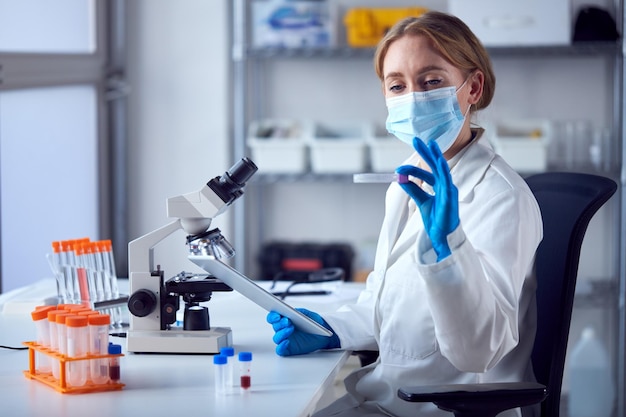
[0,0,624,415]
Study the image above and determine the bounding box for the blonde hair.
[373,11,495,111]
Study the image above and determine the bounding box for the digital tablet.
[189,254,333,337]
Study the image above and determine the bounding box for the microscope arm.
[128,219,183,276]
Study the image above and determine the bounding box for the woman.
[267,11,542,417]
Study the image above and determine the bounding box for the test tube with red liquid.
[238,351,252,392]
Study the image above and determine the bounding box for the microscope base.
[126,327,232,354]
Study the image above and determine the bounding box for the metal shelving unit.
[232,2,625,415]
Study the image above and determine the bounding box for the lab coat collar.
[401,128,495,202]
[449,128,497,202]
[381,128,495,259]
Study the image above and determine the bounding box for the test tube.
[89,314,111,384]
[49,242,68,303]
[238,351,253,392]
[213,355,228,396]
[66,315,89,387]
[60,240,80,303]
[68,238,91,303]
[99,240,123,327]
[47,309,63,379]
[100,240,119,298]
[220,347,235,389]
[74,242,96,305]
[83,242,105,302]
[93,242,112,302]
[31,306,56,373]
[108,343,122,383]
[55,312,74,380]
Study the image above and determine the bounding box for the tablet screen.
[189,254,333,337]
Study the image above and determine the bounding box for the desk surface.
[0,279,363,417]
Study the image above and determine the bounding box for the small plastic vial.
[89,314,111,384]
[108,343,122,383]
[66,315,89,387]
[220,347,235,389]
[238,351,252,392]
[55,312,73,364]
[30,306,56,373]
[47,309,64,379]
[213,354,228,396]
[47,310,62,353]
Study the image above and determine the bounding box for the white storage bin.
[247,119,309,173]
[309,121,368,173]
[448,0,571,46]
[367,124,412,172]
[487,119,552,173]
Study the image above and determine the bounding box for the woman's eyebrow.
[384,71,404,82]
[384,65,449,81]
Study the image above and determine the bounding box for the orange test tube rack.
[22,341,125,394]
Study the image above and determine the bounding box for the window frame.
[0,0,122,292]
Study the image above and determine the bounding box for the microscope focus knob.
[128,289,157,317]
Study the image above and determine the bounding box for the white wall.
[126,0,231,277]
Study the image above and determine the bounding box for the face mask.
[385,81,469,153]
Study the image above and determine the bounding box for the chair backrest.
[524,172,617,417]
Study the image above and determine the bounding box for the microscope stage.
[126,326,232,354]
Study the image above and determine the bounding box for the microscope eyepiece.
[227,157,258,186]
[208,157,258,204]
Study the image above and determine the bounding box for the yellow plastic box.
[344,7,428,47]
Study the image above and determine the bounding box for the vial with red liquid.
[238,351,252,392]
[108,343,122,383]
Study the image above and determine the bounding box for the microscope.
[126,158,258,354]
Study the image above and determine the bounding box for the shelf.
[241,41,621,60]
[574,279,618,309]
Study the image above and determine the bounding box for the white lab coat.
[317,132,543,417]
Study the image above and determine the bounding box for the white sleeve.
[322,270,381,351]
[417,186,541,372]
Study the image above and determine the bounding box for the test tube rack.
[22,341,125,394]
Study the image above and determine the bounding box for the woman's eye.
[424,79,442,88]
[389,84,404,93]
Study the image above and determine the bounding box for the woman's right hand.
[266,308,340,356]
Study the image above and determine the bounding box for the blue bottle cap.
[220,347,235,357]
[238,351,252,362]
[108,343,122,355]
[213,355,227,365]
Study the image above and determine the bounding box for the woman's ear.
[467,71,484,106]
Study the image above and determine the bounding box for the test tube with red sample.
[238,351,252,392]
[108,343,122,383]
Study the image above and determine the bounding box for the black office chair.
[397,172,617,417]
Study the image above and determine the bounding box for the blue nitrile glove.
[266,308,340,356]
[396,138,460,261]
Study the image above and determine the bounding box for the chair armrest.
[398,382,547,417]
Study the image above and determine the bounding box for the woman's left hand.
[396,137,460,261]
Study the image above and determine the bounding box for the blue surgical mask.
[385,81,469,153]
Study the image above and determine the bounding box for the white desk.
[0,279,363,417]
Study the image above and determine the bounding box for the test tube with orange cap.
[98,240,122,326]
[49,242,69,303]
[73,241,96,305]
[89,314,111,384]
[31,306,56,373]
[66,315,89,387]
[60,240,79,303]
